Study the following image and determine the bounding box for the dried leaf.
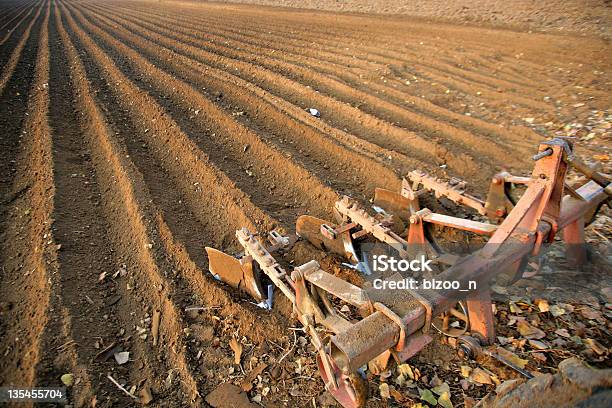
[414,366,421,381]
[61,373,73,386]
[517,320,546,339]
[379,369,392,379]
[398,363,414,380]
[429,374,442,388]
[528,339,549,350]
[139,385,153,405]
[460,366,472,378]
[509,301,522,314]
[552,337,567,347]
[241,363,267,392]
[419,388,438,405]
[490,374,501,386]
[464,395,477,408]
[470,368,492,385]
[395,374,406,387]
[497,336,510,345]
[532,352,547,363]
[229,338,243,365]
[571,335,583,345]
[496,347,528,369]
[580,307,602,321]
[555,328,570,338]
[550,304,566,317]
[584,338,607,355]
[507,315,524,326]
[432,382,450,396]
[536,299,550,313]
[438,391,454,408]
[389,387,405,402]
[510,337,528,350]
[379,383,390,399]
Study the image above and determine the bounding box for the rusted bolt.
[532,148,553,161]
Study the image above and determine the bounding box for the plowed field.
[0,0,610,406]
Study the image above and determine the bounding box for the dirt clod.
[205,383,256,408]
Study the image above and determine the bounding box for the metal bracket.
[374,302,407,351]
[321,222,358,240]
[407,290,433,334]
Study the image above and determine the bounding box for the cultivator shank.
[206,138,610,408]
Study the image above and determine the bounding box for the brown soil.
[217,0,612,39]
[0,0,610,407]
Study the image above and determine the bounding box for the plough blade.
[296,215,349,258]
[316,353,369,408]
[373,187,412,222]
[205,247,265,301]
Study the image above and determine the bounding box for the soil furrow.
[59,3,290,322]
[65,1,344,225]
[0,0,52,391]
[62,0,296,355]
[85,4,508,172]
[109,2,539,86]
[0,4,19,25]
[226,10,555,104]
[58,7,372,404]
[74,2,481,181]
[73,64,289,341]
[72,2,406,199]
[55,2,201,403]
[396,60,552,111]
[0,0,31,31]
[87,2,531,165]
[0,0,36,44]
[32,2,126,404]
[57,3,299,405]
[0,7,42,206]
[108,2,551,104]
[153,215,314,406]
[58,0,276,247]
[0,0,44,95]
[0,1,608,407]
[88,2,541,158]
[165,0,583,84]
[60,41,292,343]
[175,5,545,89]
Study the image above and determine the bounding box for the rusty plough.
[206,138,610,408]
